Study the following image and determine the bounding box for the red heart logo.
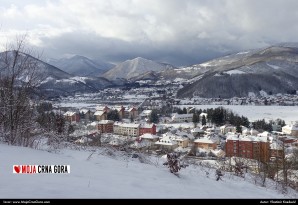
[14,165,21,173]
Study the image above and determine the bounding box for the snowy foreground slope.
[0,143,295,199]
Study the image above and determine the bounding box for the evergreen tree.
[197,109,202,116]
[236,124,242,133]
[56,114,65,134]
[68,124,75,135]
[192,112,199,124]
[107,110,120,121]
[175,107,184,114]
[79,111,85,120]
[212,107,224,125]
[202,115,207,125]
[252,119,272,132]
[206,108,213,124]
[36,102,53,113]
[241,116,250,128]
[149,109,159,123]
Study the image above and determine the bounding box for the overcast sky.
[1,0,298,66]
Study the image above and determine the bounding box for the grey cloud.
[1,0,298,66]
[39,31,227,66]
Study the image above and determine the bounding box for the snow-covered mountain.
[0,143,295,199]
[177,45,298,98]
[102,57,177,80]
[0,51,113,98]
[0,50,72,80]
[48,55,114,77]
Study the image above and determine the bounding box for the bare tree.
[0,36,42,146]
[280,140,291,193]
[288,148,298,191]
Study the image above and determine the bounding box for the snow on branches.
[163,152,188,175]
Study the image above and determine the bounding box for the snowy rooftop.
[63,111,76,116]
[239,136,254,142]
[172,113,193,118]
[94,111,105,116]
[242,128,259,135]
[140,123,155,129]
[257,131,272,137]
[191,128,204,133]
[140,133,159,139]
[111,106,124,112]
[128,107,137,112]
[155,135,178,146]
[96,105,109,111]
[194,138,216,144]
[226,135,268,142]
[175,130,194,139]
[79,108,89,114]
[140,110,152,116]
[270,142,283,150]
[173,136,189,142]
[283,122,298,131]
[226,135,240,141]
[98,120,114,124]
[114,122,140,128]
[220,125,236,129]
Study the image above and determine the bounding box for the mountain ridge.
[0,51,113,98]
[48,55,114,77]
[102,57,177,80]
[176,44,298,98]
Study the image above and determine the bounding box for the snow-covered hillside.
[177,45,298,98]
[102,57,176,80]
[0,143,295,199]
[48,55,113,77]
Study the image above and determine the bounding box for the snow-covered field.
[0,143,296,199]
[178,105,298,124]
[56,99,298,125]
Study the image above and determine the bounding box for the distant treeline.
[173,106,285,132]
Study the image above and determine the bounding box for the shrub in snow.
[216,169,223,181]
[163,152,188,174]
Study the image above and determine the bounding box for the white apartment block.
[171,113,193,123]
[113,122,140,137]
[282,121,298,137]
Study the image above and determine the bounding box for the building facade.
[171,113,193,123]
[113,122,140,137]
[96,120,114,133]
[139,123,156,135]
[63,111,80,123]
[225,135,270,162]
[194,138,217,150]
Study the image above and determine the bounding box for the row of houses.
[153,131,291,162]
[64,106,140,122]
[66,107,209,124]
